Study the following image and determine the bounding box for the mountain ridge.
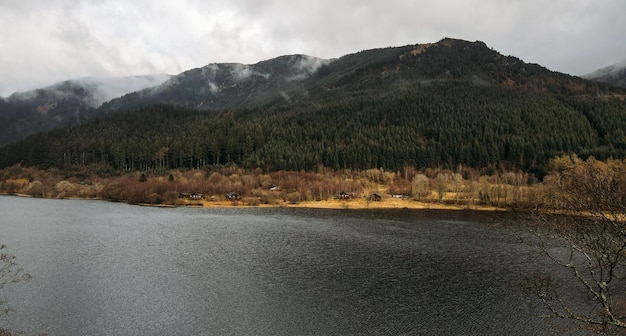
[0,74,171,145]
[100,54,331,112]
[2,38,626,176]
[584,62,626,87]
[101,38,621,114]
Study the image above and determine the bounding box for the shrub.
[286,191,301,204]
[147,193,163,204]
[243,197,260,206]
[162,191,180,205]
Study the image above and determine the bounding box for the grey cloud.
[6,73,171,109]
[75,75,173,106]
[1,0,626,96]
[287,56,333,81]
[199,64,219,84]
[230,64,270,81]
[295,56,331,75]
[208,82,219,94]
[201,65,221,93]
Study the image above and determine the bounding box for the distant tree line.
[0,83,625,177]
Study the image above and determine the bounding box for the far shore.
[1,192,509,211]
[197,198,508,211]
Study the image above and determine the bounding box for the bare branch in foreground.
[518,156,626,335]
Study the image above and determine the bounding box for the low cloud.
[2,0,626,96]
[288,56,332,81]
[230,64,270,81]
[201,64,220,78]
[76,75,172,106]
[5,74,172,112]
[198,64,221,94]
[279,91,291,102]
[208,82,219,94]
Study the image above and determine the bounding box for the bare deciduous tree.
[522,156,626,335]
[1,244,31,335]
[410,174,430,201]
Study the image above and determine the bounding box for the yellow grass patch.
[4,178,29,186]
[192,196,503,211]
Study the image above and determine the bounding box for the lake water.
[0,196,588,335]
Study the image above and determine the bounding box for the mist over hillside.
[0,74,171,145]
[1,38,626,176]
[100,54,332,112]
[100,38,619,114]
[584,61,626,87]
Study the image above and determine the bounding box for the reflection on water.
[0,196,588,335]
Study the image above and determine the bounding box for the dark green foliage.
[249,83,603,173]
[0,81,102,145]
[98,39,621,119]
[2,38,626,175]
[1,82,624,176]
[584,64,626,88]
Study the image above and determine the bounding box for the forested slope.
[2,38,626,177]
[0,75,171,145]
[2,81,625,178]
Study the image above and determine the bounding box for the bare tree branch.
[0,244,31,332]
[520,156,626,334]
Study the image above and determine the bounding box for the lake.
[0,196,587,335]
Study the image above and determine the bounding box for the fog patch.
[200,64,221,93]
[7,87,59,102]
[208,82,219,93]
[583,59,626,80]
[7,80,96,111]
[76,74,172,106]
[279,91,291,102]
[288,56,332,81]
[150,75,179,93]
[201,64,220,79]
[8,74,173,107]
[230,64,270,81]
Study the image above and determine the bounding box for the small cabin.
[269,184,280,191]
[226,192,241,201]
[336,191,352,200]
[369,193,382,202]
[179,192,204,200]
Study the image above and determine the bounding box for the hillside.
[0,75,171,145]
[2,84,625,177]
[102,38,616,113]
[100,55,329,112]
[1,38,620,147]
[1,38,626,177]
[584,63,626,88]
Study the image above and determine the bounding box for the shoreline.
[203,198,508,211]
[1,192,509,211]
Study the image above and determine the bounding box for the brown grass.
[192,196,504,211]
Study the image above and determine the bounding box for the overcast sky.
[1,0,625,97]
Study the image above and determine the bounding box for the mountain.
[2,38,619,147]
[2,38,626,176]
[584,62,626,87]
[100,55,330,112]
[103,38,614,113]
[0,75,171,145]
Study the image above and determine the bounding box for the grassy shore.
[192,197,507,211]
[1,191,509,212]
[0,166,523,211]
